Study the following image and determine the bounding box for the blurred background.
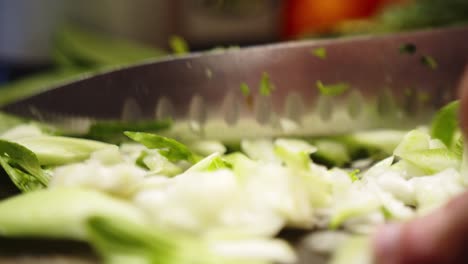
[0,0,467,98]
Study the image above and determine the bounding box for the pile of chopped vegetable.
[0,101,465,264]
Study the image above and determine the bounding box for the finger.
[373,191,468,264]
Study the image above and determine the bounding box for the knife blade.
[1,26,467,141]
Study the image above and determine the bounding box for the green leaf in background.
[430,100,459,147]
[55,24,167,68]
[334,0,468,36]
[124,132,199,163]
[0,68,85,107]
[376,0,468,32]
[0,140,49,192]
[0,24,168,107]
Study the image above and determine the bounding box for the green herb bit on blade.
[169,35,189,55]
[399,43,417,54]
[316,81,350,96]
[420,55,438,70]
[259,72,275,96]
[240,82,251,97]
[311,47,327,59]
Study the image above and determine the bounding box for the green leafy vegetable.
[124,132,199,163]
[311,47,327,59]
[0,24,168,107]
[259,72,275,96]
[169,35,189,55]
[0,139,48,192]
[430,100,459,147]
[56,24,166,67]
[316,81,349,96]
[0,69,85,107]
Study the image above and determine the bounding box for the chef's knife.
[1,26,467,141]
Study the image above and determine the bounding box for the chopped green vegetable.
[399,43,417,54]
[348,169,360,182]
[86,216,185,264]
[399,148,461,174]
[86,119,172,143]
[274,139,317,170]
[346,130,407,156]
[0,140,49,192]
[240,83,251,97]
[312,140,351,167]
[311,47,327,59]
[420,55,438,70]
[0,99,466,263]
[0,188,145,239]
[316,81,349,96]
[380,206,393,220]
[169,35,189,55]
[430,100,459,147]
[124,132,199,163]
[136,150,183,177]
[12,136,113,166]
[330,236,371,264]
[259,72,275,96]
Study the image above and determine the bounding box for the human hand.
[373,65,468,264]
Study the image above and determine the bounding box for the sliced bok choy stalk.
[11,135,113,166]
[330,236,372,264]
[0,100,465,264]
[125,132,201,163]
[0,188,145,239]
